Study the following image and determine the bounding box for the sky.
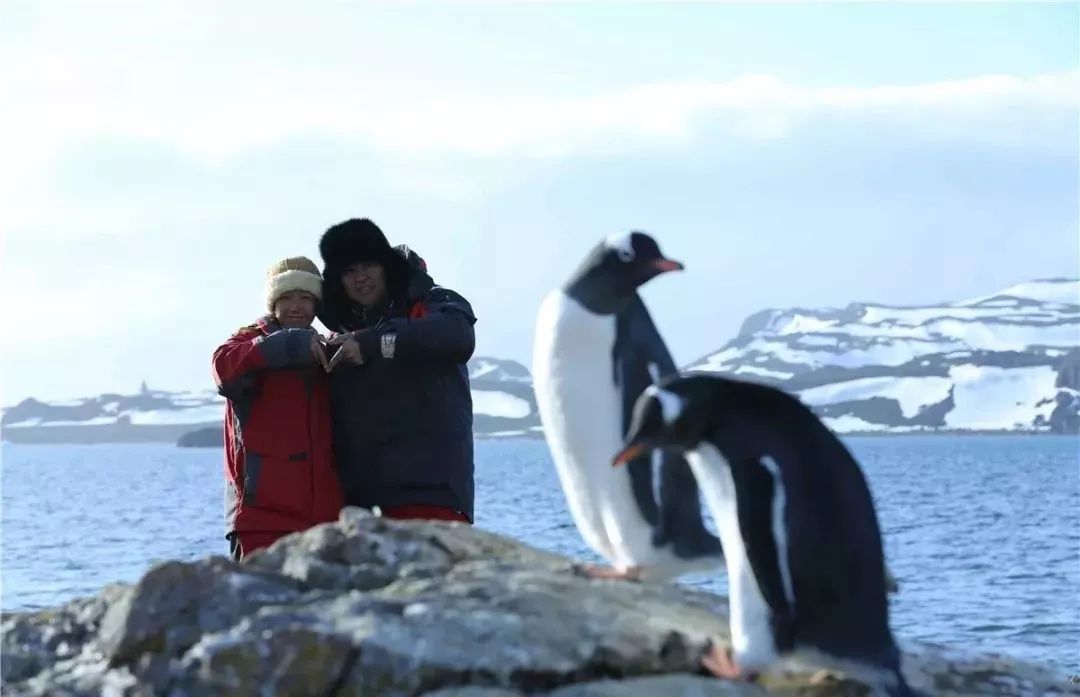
[1,1,1077,404]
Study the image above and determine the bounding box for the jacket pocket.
[242,450,312,521]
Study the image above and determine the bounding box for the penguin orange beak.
[652,258,684,273]
[612,443,648,467]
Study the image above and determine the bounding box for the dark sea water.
[2,436,1077,673]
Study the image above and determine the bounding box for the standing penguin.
[532,232,723,581]
[612,374,918,696]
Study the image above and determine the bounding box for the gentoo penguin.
[532,231,723,581]
[612,374,918,696]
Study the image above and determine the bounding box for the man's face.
[342,261,387,307]
[273,291,317,328]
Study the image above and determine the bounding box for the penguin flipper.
[653,450,724,559]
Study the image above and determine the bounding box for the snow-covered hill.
[687,278,1080,433]
[1,357,541,444]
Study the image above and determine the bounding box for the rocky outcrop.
[177,427,223,448]
[2,509,1076,696]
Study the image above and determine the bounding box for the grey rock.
[97,556,300,664]
[3,515,1076,696]
[547,675,767,696]
[1,583,128,684]
[423,689,525,697]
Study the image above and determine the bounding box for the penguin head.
[564,231,683,314]
[612,376,714,465]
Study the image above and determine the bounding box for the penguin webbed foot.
[701,641,760,682]
[572,562,642,582]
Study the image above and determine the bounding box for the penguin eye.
[616,247,635,263]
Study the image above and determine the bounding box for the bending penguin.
[532,231,723,581]
[612,374,921,696]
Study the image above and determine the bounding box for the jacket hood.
[317,218,434,332]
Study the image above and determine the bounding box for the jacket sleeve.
[213,325,317,395]
[356,288,476,365]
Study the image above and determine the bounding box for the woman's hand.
[309,332,330,372]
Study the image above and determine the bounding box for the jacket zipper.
[308,371,315,524]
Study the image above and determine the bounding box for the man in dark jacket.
[319,218,477,523]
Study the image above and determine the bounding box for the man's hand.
[327,332,364,371]
[309,332,330,372]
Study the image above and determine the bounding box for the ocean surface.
[2,436,1078,674]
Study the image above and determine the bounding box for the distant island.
[3,278,1078,445]
[1,358,544,446]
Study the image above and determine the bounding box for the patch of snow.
[799,376,953,419]
[732,365,795,380]
[102,402,121,414]
[48,399,88,407]
[795,335,839,347]
[4,418,43,428]
[927,318,1080,352]
[692,346,741,370]
[945,365,1060,430]
[860,304,1065,326]
[822,415,890,433]
[996,280,1080,305]
[127,406,223,425]
[958,279,1079,307]
[772,315,839,335]
[471,390,531,419]
[486,430,527,438]
[470,361,500,380]
[861,305,983,325]
[789,339,962,370]
[172,398,221,408]
[469,359,531,384]
[971,299,1020,308]
[37,417,118,427]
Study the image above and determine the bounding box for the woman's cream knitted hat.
[265,256,323,311]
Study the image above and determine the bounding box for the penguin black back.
[617,374,914,691]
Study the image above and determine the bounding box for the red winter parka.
[211,316,342,540]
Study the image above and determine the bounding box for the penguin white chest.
[532,292,652,566]
[686,444,781,672]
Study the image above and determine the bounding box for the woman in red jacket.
[211,257,343,560]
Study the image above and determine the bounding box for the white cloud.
[3,19,1075,166]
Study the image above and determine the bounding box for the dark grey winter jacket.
[318,239,477,521]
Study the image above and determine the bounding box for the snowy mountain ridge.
[687,278,1080,433]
